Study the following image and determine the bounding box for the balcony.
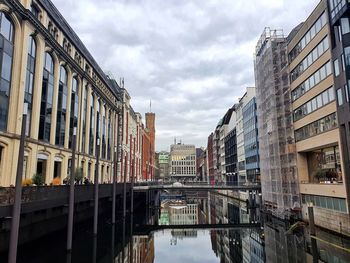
[299,181,346,198]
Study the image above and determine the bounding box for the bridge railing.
[133,181,261,188]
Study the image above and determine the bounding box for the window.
[292,61,332,101]
[334,59,340,76]
[346,82,350,102]
[89,94,95,155]
[55,66,68,146]
[69,77,79,148]
[337,88,344,106]
[301,194,347,213]
[39,52,54,142]
[31,4,39,19]
[290,37,329,82]
[341,18,350,34]
[82,86,87,152]
[344,47,350,66]
[295,113,338,141]
[0,13,14,131]
[289,12,327,62]
[24,36,36,136]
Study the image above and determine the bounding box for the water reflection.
[1,191,350,262]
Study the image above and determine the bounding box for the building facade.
[242,90,260,183]
[158,151,170,180]
[0,0,124,186]
[327,0,350,216]
[254,28,300,218]
[288,0,349,234]
[0,0,152,187]
[170,143,196,180]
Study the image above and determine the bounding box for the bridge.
[133,222,261,235]
[133,181,261,192]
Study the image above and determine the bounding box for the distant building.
[207,133,215,184]
[170,143,196,180]
[158,151,170,180]
[242,88,260,183]
[196,148,207,181]
[142,112,156,180]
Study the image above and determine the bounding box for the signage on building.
[159,154,169,164]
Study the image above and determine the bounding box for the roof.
[38,0,122,99]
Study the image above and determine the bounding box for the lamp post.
[67,127,76,251]
[93,137,100,236]
[8,103,28,263]
[112,144,117,224]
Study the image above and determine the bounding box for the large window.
[302,194,347,213]
[55,66,68,146]
[293,87,335,121]
[290,37,329,82]
[295,113,338,142]
[329,0,347,19]
[81,85,87,152]
[89,93,94,155]
[334,59,340,76]
[0,13,14,131]
[289,12,327,62]
[69,77,78,148]
[39,52,54,142]
[292,61,332,101]
[25,36,36,136]
[102,105,106,159]
[337,88,344,106]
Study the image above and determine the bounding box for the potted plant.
[32,173,44,186]
[51,177,61,186]
[22,178,33,186]
[313,170,326,183]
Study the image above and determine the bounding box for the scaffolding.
[254,28,300,219]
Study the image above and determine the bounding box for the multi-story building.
[170,143,196,181]
[0,0,125,186]
[119,89,144,182]
[0,0,153,186]
[254,28,300,218]
[237,87,256,184]
[207,133,215,184]
[158,151,170,180]
[196,148,207,181]
[224,104,238,184]
[327,0,350,220]
[141,112,156,181]
[242,88,260,183]
[288,0,349,234]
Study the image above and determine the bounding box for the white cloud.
[53,0,320,150]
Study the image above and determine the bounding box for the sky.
[53,0,320,151]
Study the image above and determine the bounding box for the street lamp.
[67,127,76,251]
[93,137,100,235]
[8,103,28,263]
[112,144,117,224]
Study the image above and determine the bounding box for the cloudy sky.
[53,0,319,151]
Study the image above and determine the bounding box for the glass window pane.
[334,59,340,76]
[329,87,335,101]
[1,53,12,81]
[0,14,13,42]
[341,18,350,34]
[333,198,340,211]
[337,88,344,106]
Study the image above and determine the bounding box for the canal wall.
[0,183,153,252]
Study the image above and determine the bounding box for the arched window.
[0,12,14,131]
[102,105,106,159]
[89,93,94,155]
[39,52,54,141]
[55,66,67,146]
[69,77,78,148]
[81,85,87,152]
[25,36,36,136]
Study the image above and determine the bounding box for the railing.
[133,181,261,189]
[0,184,125,206]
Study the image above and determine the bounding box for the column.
[85,85,92,154]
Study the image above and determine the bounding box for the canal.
[1,191,350,262]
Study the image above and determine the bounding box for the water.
[1,191,350,262]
